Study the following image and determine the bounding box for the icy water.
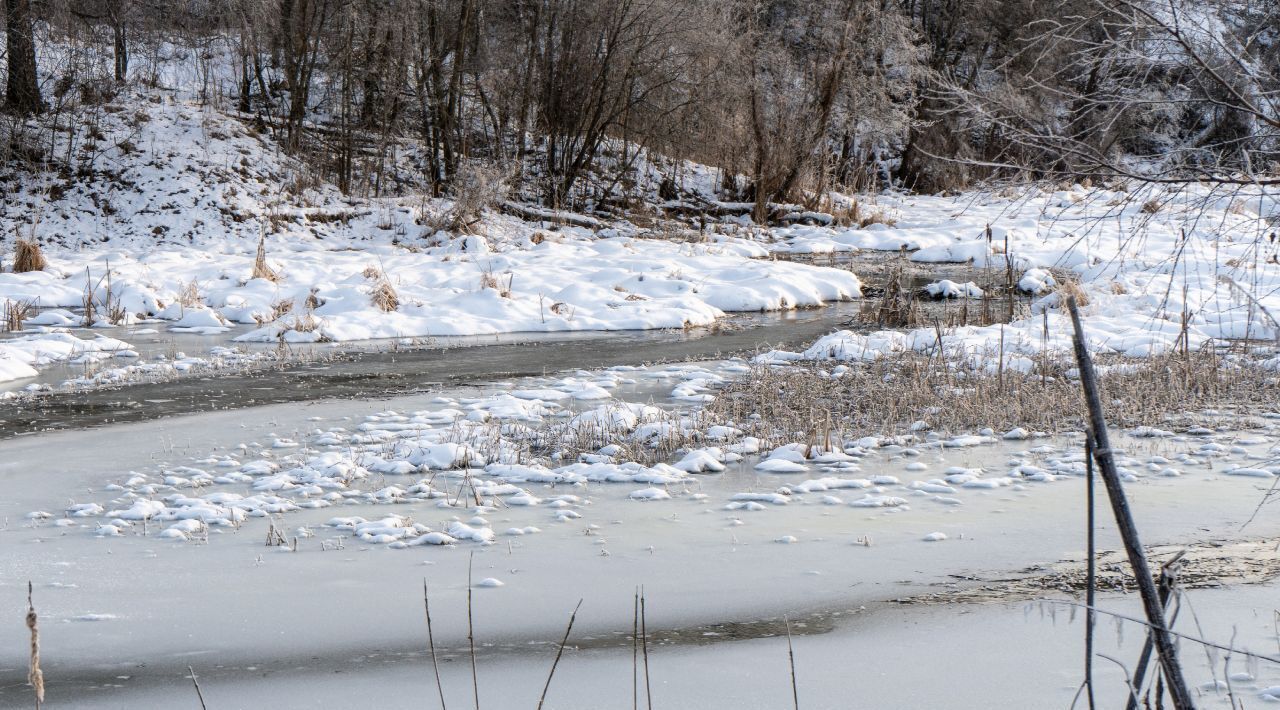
[1,362,1277,708]
[0,302,865,435]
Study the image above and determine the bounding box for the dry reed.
[706,347,1279,446]
[365,267,400,312]
[252,233,280,282]
[14,239,47,273]
[27,582,44,709]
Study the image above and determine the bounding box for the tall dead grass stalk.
[27,581,44,709]
[252,232,279,282]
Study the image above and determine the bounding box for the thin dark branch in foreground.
[536,599,583,710]
[188,666,207,710]
[641,587,653,710]
[785,616,799,710]
[1085,433,1097,710]
[1126,556,1184,710]
[424,580,448,710]
[633,588,640,710]
[1067,295,1194,710]
[468,552,480,710]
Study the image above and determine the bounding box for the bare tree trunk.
[4,0,43,115]
[110,8,129,82]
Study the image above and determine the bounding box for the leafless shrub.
[4,299,36,332]
[80,267,127,327]
[445,161,511,233]
[178,281,203,308]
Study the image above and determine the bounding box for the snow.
[925,280,984,299]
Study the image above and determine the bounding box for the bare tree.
[935,0,1280,186]
[4,0,43,114]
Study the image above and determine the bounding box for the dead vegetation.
[4,298,36,332]
[441,161,510,233]
[480,267,514,298]
[706,347,1280,445]
[902,539,1280,605]
[857,265,923,327]
[365,266,400,312]
[251,233,280,282]
[13,238,48,273]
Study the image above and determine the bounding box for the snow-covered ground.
[5,76,1278,387]
[0,85,858,383]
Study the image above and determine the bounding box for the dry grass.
[858,209,898,229]
[362,266,400,312]
[14,239,48,273]
[1055,278,1090,308]
[254,298,295,326]
[251,233,279,282]
[371,281,399,312]
[480,268,514,298]
[282,312,322,335]
[706,348,1279,446]
[178,281,203,308]
[838,198,897,228]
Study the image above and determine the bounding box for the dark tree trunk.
[112,21,128,82]
[4,0,43,115]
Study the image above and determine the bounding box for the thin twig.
[785,616,799,710]
[1042,598,1280,665]
[468,552,480,710]
[188,666,208,710]
[1098,653,1144,709]
[632,588,640,710]
[536,600,583,710]
[641,587,653,710]
[424,580,448,710]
